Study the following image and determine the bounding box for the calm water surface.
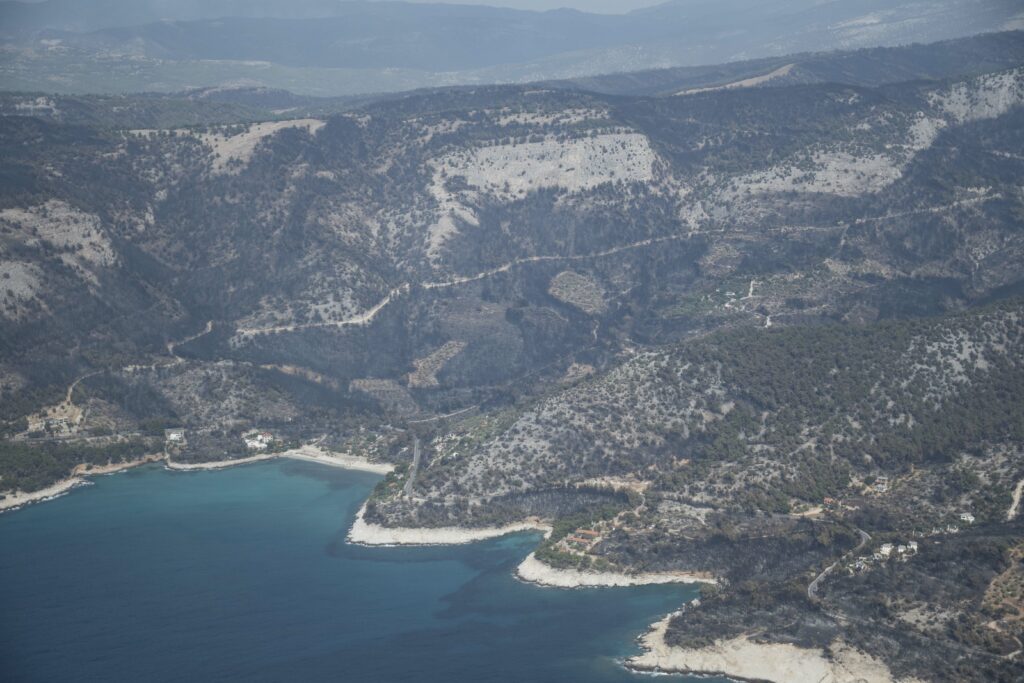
[0,461,727,682]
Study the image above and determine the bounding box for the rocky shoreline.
[0,453,164,513]
[347,503,551,546]
[515,553,716,588]
[2,445,392,512]
[626,613,922,683]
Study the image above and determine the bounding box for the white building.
[243,430,275,450]
[959,512,975,524]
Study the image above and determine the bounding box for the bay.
[0,460,725,682]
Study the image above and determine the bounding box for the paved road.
[403,437,421,498]
[808,528,871,601]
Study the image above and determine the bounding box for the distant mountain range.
[1,0,1022,95]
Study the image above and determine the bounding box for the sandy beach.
[280,444,395,474]
[0,454,164,513]
[347,503,551,545]
[626,613,922,683]
[515,553,716,588]
[165,452,277,471]
[165,444,394,474]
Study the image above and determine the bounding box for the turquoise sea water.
[0,461,727,682]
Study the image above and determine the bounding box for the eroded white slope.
[425,131,657,258]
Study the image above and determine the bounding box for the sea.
[0,460,728,682]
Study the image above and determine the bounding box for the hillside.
[1,56,1022,461]
[374,303,1023,524]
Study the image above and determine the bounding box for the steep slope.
[372,302,1024,525]
[2,64,1022,452]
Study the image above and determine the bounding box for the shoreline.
[0,477,93,513]
[280,444,395,474]
[165,452,277,471]
[164,444,394,474]
[3,445,393,513]
[515,553,716,588]
[347,503,551,546]
[0,453,164,513]
[625,614,919,683]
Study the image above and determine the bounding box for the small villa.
[243,430,276,450]
[164,428,185,443]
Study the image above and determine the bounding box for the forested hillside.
[2,41,1023,481]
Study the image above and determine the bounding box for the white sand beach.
[166,444,394,474]
[280,444,394,474]
[165,452,278,471]
[347,504,550,546]
[515,553,716,588]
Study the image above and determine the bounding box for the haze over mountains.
[1,0,1022,95]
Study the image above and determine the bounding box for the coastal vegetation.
[0,438,154,493]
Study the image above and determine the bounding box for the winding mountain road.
[232,194,988,340]
[23,320,216,439]
[808,528,871,601]
[235,233,688,338]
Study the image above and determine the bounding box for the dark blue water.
[0,461,725,682]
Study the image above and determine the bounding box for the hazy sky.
[19,0,669,14]
[398,1,665,12]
